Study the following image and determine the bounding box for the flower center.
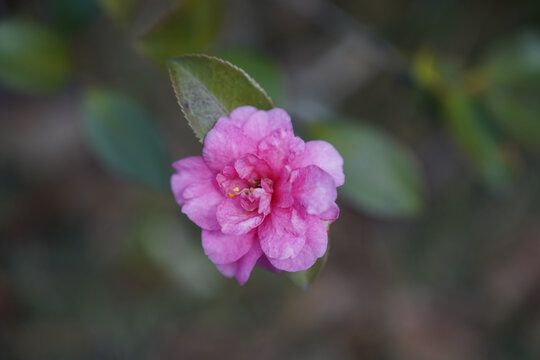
[225,177,273,199]
[227,186,254,198]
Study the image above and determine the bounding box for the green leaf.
[482,31,540,153]
[483,31,540,84]
[0,19,71,92]
[167,54,274,141]
[485,85,540,153]
[138,0,222,63]
[219,50,285,106]
[311,121,423,217]
[98,0,141,26]
[82,88,170,190]
[442,88,510,188]
[289,245,329,290]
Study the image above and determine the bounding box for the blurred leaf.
[483,32,540,84]
[482,32,540,153]
[289,245,329,290]
[82,88,170,190]
[98,0,140,26]
[485,84,540,153]
[412,51,511,188]
[412,50,444,91]
[52,0,99,35]
[0,19,71,92]
[412,49,462,94]
[136,212,221,297]
[219,50,284,105]
[442,88,510,188]
[138,0,222,63]
[168,54,273,142]
[311,121,423,217]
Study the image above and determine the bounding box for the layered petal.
[171,106,343,285]
[273,166,293,208]
[216,242,263,285]
[293,140,344,186]
[267,108,293,132]
[216,198,265,235]
[215,165,250,197]
[257,128,296,170]
[234,154,271,181]
[181,192,223,231]
[258,207,306,260]
[203,117,257,171]
[268,215,328,272]
[171,156,214,205]
[291,165,337,216]
[202,230,254,264]
[242,108,293,142]
[171,157,222,230]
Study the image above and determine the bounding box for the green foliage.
[82,88,170,190]
[135,212,221,297]
[219,50,285,106]
[167,54,273,141]
[483,32,540,84]
[138,0,222,63]
[98,0,141,26]
[412,51,511,188]
[0,19,71,92]
[442,88,510,188]
[482,32,540,153]
[311,121,423,217]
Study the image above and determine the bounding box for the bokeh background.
[2,0,540,359]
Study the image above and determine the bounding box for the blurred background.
[2,0,540,359]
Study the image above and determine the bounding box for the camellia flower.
[171,106,344,284]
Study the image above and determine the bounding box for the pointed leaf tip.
[167,54,274,142]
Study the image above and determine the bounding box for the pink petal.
[215,262,236,278]
[293,140,344,186]
[258,207,306,260]
[269,215,328,272]
[171,156,214,205]
[319,202,340,221]
[181,190,223,231]
[241,108,293,143]
[257,128,294,170]
[273,166,293,208]
[229,106,258,126]
[256,189,272,215]
[171,157,222,230]
[287,136,306,164]
[203,117,257,172]
[267,108,293,132]
[234,154,271,181]
[216,198,265,235]
[216,242,263,285]
[202,230,254,264]
[291,165,337,216]
[242,110,270,142]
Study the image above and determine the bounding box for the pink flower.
[171,106,344,284]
